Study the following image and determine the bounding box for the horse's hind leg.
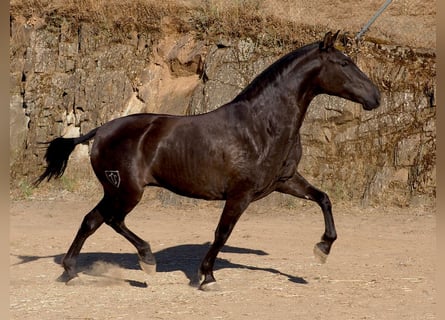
[98,192,157,275]
[107,219,156,274]
[59,206,104,282]
[276,172,337,263]
[60,192,156,282]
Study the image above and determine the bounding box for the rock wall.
[186,40,436,206]
[10,16,436,206]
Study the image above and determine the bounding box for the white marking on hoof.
[313,244,328,264]
[139,260,156,275]
[199,281,221,292]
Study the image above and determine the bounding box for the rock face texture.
[10,15,435,206]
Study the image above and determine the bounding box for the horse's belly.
[151,171,227,200]
[148,155,228,200]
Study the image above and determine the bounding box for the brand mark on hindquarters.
[105,170,120,188]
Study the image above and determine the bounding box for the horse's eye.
[341,61,349,67]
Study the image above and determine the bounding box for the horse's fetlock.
[322,232,337,243]
[62,256,74,267]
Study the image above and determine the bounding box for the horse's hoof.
[66,276,85,286]
[57,271,78,283]
[313,243,328,264]
[199,281,221,292]
[139,260,157,275]
[188,274,201,288]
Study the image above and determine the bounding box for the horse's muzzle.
[363,87,381,110]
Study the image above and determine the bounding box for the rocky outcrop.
[10,16,435,206]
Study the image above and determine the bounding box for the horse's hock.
[10,16,435,206]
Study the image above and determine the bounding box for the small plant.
[59,175,76,192]
[17,180,34,199]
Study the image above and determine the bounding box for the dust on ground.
[10,197,435,319]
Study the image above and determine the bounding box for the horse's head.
[316,31,380,110]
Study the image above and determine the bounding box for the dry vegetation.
[9,0,436,200]
[10,0,436,49]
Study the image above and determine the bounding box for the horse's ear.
[320,32,333,50]
[320,30,340,51]
[332,30,340,42]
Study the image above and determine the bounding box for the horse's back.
[89,113,230,199]
[88,107,299,200]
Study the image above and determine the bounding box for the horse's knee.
[316,191,331,209]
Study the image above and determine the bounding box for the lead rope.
[355,0,393,41]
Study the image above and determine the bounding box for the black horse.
[36,31,380,290]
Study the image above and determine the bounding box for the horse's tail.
[34,127,99,186]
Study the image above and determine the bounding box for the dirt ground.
[10,196,436,319]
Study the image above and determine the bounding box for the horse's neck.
[247,66,318,130]
[221,46,322,136]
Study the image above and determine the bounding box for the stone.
[8,15,436,205]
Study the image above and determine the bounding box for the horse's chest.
[259,140,299,182]
[278,159,297,181]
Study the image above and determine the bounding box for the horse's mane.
[232,41,321,103]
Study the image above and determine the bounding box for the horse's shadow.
[12,243,307,287]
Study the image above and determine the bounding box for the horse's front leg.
[276,172,337,263]
[199,195,252,291]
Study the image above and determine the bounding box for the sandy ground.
[10,197,436,319]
